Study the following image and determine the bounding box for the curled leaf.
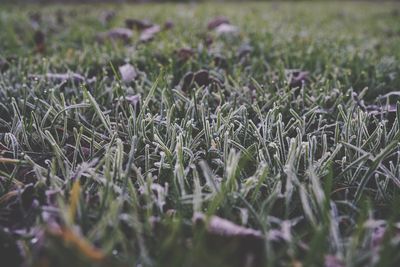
[193,69,210,88]
[181,71,194,92]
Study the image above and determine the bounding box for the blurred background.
[0,0,374,3]
[2,0,395,4]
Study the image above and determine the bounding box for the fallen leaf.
[139,25,161,42]
[207,16,230,30]
[125,18,153,30]
[193,213,263,238]
[214,24,239,36]
[324,255,345,267]
[125,94,141,107]
[193,212,264,267]
[163,20,174,30]
[175,47,194,62]
[180,70,223,92]
[214,55,228,69]
[237,43,253,58]
[34,30,45,54]
[117,94,141,114]
[181,71,194,92]
[366,104,397,115]
[118,63,137,83]
[287,70,310,88]
[193,69,210,87]
[45,73,84,83]
[97,28,132,43]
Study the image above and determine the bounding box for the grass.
[1,1,400,266]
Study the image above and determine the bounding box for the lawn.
[1,1,400,266]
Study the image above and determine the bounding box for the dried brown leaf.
[125,18,153,30]
[287,70,310,88]
[163,20,174,30]
[181,71,194,92]
[193,213,264,267]
[207,16,230,30]
[97,28,132,43]
[193,69,210,87]
[34,30,45,54]
[175,47,194,62]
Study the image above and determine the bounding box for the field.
[1,1,400,266]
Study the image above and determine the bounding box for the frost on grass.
[1,2,400,267]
